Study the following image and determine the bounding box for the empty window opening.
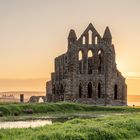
[60,84,64,94]
[98,54,102,74]
[88,30,92,44]
[98,50,104,74]
[95,36,98,44]
[79,84,82,98]
[98,83,101,98]
[38,97,44,103]
[88,82,92,98]
[78,50,83,61]
[82,36,86,44]
[78,50,83,74]
[88,50,93,74]
[114,84,118,100]
[98,50,101,55]
[88,50,93,58]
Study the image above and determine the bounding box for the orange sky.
[0,0,140,94]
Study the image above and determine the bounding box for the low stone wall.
[29,96,47,103]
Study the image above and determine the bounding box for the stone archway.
[87,82,92,98]
[98,83,101,98]
[38,97,44,103]
[79,83,82,98]
[114,84,118,100]
[29,96,47,103]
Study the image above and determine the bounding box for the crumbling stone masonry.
[46,23,127,105]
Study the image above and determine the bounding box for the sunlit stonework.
[46,23,127,105]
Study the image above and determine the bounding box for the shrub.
[0,111,3,117]
[23,109,34,114]
[13,111,20,116]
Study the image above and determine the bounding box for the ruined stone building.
[46,23,127,105]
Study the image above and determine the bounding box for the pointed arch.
[95,36,98,44]
[60,84,64,93]
[98,83,101,98]
[114,84,118,100]
[88,82,92,98]
[79,83,82,98]
[78,50,84,74]
[88,50,93,74]
[88,50,93,58]
[78,50,83,61]
[82,36,86,44]
[88,30,92,44]
[98,49,104,74]
[38,97,44,103]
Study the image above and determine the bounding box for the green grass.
[0,103,140,139]
[0,114,140,140]
[0,102,139,117]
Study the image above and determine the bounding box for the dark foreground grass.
[0,102,139,116]
[0,114,140,140]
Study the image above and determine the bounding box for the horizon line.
[0,76,139,80]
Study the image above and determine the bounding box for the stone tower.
[46,23,127,105]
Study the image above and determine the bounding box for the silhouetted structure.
[46,23,127,105]
[20,94,24,103]
[29,96,46,102]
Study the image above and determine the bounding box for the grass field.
[0,114,140,140]
[0,102,139,116]
[0,102,140,140]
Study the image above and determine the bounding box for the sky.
[0,0,140,93]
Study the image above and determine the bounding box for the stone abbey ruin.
[46,23,127,105]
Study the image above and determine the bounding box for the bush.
[23,109,34,114]
[13,111,20,116]
[0,111,3,117]
[0,106,10,115]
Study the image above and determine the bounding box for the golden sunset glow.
[0,0,140,101]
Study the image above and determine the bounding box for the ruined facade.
[46,23,127,105]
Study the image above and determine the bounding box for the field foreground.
[0,103,140,140]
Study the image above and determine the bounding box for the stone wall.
[46,23,127,106]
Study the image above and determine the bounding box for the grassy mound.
[0,114,140,140]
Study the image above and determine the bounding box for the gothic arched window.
[60,84,64,94]
[95,36,98,44]
[88,82,92,98]
[98,83,101,98]
[78,50,84,74]
[88,50,93,74]
[79,83,82,98]
[82,36,86,45]
[114,84,118,100]
[88,50,93,58]
[98,49,104,74]
[88,30,92,44]
[78,50,83,61]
